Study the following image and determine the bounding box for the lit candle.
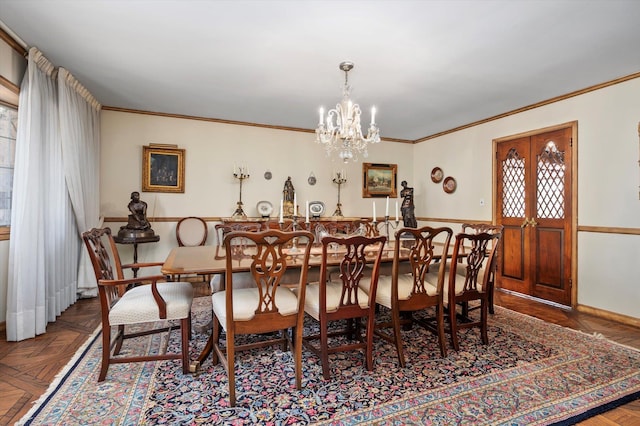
[371,106,376,125]
[395,200,399,221]
[233,164,237,174]
[279,199,284,223]
[372,201,376,221]
[305,200,309,223]
[385,196,389,217]
[319,107,324,125]
[293,192,297,216]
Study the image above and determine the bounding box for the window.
[0,103,17,239]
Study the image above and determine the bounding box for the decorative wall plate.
[443,176,457,194]
[256,200,274,217]
[431,167,444,183]
[308,172,316,185]
[264,171,272,180]
[308,201,325,217]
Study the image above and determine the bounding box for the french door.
[495,124,574,306]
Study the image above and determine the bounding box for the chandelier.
[315,61,380,163]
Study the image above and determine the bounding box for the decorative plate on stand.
[443,176,457,194]
[431,167,444,183]
[308,201,325,217]
[256,200,274,217]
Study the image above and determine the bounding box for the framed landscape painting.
[142,145,185,193]
[362,162,397,198]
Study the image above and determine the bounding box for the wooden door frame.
[492,121,578,308]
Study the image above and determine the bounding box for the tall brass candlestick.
[232,168,250,218]
[332,171,347,217]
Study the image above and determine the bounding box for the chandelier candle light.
[316,61,380,163]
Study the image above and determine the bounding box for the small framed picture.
[142,145,185,193]
[362,162,397,198]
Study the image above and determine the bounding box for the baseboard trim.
[576,304,640,328]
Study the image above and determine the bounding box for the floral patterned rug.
[19,297,640,425]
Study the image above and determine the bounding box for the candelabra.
[332,171,347,216]
[374,215,401,245]
[232,168,249,218]
[281,214,304,253]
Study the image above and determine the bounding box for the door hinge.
[569,278,572,287]
[570,137,573,147]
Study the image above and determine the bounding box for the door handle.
[520,217,539,228]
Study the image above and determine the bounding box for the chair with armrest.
[303,234,386,380]
[210,229,314,406]
[443,230,502,351]
[82,227,194,381]
[360,226,453,367]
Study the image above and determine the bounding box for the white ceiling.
[1,0,640,141]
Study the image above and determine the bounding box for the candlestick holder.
[332,172,347,217]
[282,214,302,253]
[232,170,250,218]
[374,215,401,244]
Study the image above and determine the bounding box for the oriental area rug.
[18,297,640,425]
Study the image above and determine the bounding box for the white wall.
[414,78,640,319]
[100,110,414,265]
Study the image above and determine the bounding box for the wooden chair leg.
[320,319,331,380]
[99,324,111,382]
[294,324,303,390]
[365,313,375,371]
[227,330,236,407]
[480,300,489,345]
[391,305,406,368]
[436,304,448,357]
[449,303,460,352]
[113,324,125,355]
[181,318,190,374]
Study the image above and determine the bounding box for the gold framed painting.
[362,162,397,198]
[142,145,185,193]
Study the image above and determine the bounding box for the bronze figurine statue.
[400,180,417,228]
[118,191,157,240]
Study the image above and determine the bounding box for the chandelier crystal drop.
[315,61,380,163]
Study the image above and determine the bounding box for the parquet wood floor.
[1,285,638,425]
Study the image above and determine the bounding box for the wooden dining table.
[161,240,457,369]
[161,242,408,278]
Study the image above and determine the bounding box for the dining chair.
[361,226,453,367]
[176,216,209,247]
[175,216,209,282]
[210,222,265,293]
[303,234,386,380]
[82,227,194,381]
[460,223,503,314]
[441,230,502,351]
[210,229,314,406]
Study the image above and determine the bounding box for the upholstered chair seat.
[109,282,193,325]
[304,280,371,320]
[212,286,299,326]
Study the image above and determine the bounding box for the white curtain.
[6,47,101,341]
[58,68,102,298]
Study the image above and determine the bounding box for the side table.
[113,234,161,278]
